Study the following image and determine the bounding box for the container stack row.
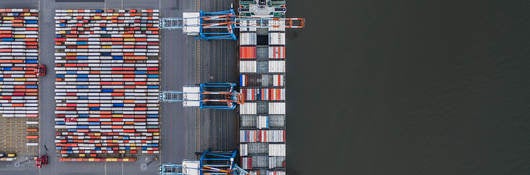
[0,9,39,146]
[54,9,160,161]
[238,19,287,174]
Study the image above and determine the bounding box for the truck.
[35,154,48,168]
[36,64,46,77]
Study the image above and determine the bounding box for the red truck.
[35,154,48,168]
[35,64,46,77]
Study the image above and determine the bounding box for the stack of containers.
[238,18,287,175]
[0,9,39,146]
[54,9,160,161]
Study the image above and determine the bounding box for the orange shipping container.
[239,46,257,59]
[26,135,38,139]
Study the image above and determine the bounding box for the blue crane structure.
[159,9,304,40]
[160,150,247,175]
[160,9,237,40]
[159,82,244,110]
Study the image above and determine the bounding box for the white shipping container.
[240,32,257,46]
[257,116,268,129]
[240,102,257,115]
[267,130,285,142]
[268,32,285,45]
[268,60,285,73]
[240,61,257,73]
[268,144,286,156]
[240,144,248,156]
[269,102,285,114]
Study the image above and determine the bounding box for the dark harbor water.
[285,0,530,174]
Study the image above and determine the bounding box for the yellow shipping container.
[15,78,26,81]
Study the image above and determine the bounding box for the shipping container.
[268,144,285,156]
[268,61,285,73]
[268,156,285,169]
[240,102,257,115]
[240,61,257,73]
[252,155,268,168]
[240,32,257,46]
[240,115,257,128]
[268,46,285,59]
[240,46,257,59]
[268,32,285,45]
[268,102,285,114]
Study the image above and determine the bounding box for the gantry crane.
[159,8,304,40]
[160,150,247,175]
[159,82,244,110]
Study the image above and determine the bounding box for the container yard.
[0,0,302,174]
[54,9,160,161]
[0,8,39,162]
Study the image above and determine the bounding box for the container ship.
[238,0,289,174]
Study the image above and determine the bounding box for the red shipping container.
[240,46,256,59]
